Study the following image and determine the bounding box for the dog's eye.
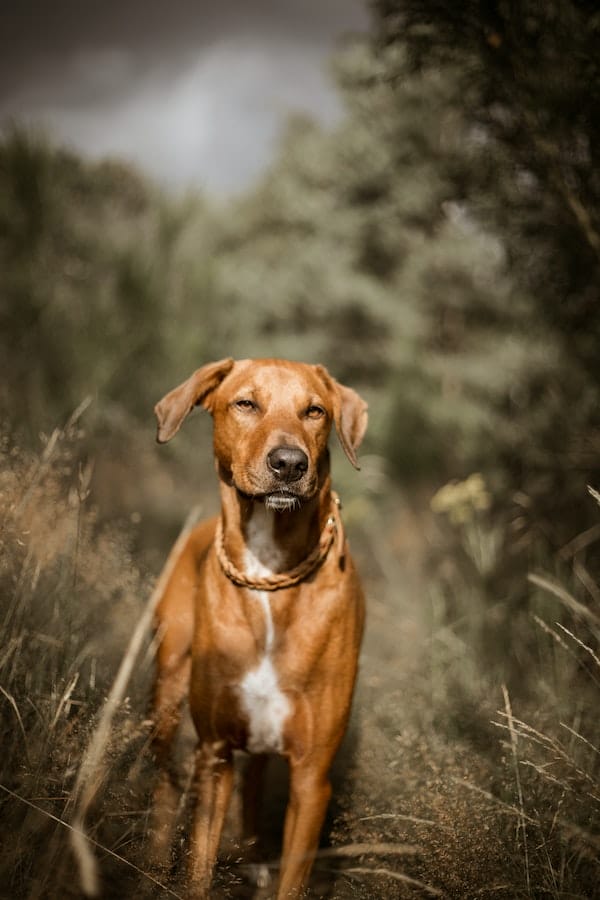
[234,399,256,411]
[305,405,326,419]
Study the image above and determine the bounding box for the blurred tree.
[370,0,600,542]
[2,0,599,550]
[202,2,600,546]
[0,129,222,436]
[211,38,558,500]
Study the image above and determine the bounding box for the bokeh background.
[1,1,600,897]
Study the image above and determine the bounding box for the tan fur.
[150,358,367,898]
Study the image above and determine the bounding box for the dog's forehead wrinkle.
[233,385,257,398]
[229,363,325,406]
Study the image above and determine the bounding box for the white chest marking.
[238,656,290,753]
[238,506,290,753]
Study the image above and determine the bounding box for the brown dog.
[150,358,367,897]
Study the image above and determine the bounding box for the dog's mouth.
[263,491,302,512]
[236,487,302,512]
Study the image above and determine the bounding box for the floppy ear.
[154,358,234,443]
[315,365,368,469]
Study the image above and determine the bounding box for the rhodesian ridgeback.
[150,358,367,897]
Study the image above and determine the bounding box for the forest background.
[1,1,599,897]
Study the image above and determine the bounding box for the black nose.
[267,446,309,483]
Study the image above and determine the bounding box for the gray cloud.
[1,1,368,190]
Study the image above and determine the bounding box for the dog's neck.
[219,476,333,576]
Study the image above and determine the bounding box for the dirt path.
[122,506,522,899]
[181,509,518,899]
[311,531,518,900]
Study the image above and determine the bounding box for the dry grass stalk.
[527,572,600,630]
[338,865,442,895]
[501,685,530,894]
[495,713,600,796]
[359,811,444,828]
[494,713,563,755]
[73,459,94,590]
[558,819,600,853]
[587,485,600,507]
[314,841,419,858]
[532,616,600,691]
[70,505,202,897]
[13,397,92,520]
[49,672,80,731]
[559,523,600,559]
[519,759,571,793]
[532,615,570,652]
[0,783,183,898]
[0,684,29,765]
[572,556,600,607]
[560,721,600,757]
[470,884,521,895]
[450,776,538,827]
[555,622,600,670]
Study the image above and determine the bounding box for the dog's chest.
[236,507,291,754]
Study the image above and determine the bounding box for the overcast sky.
[1,0,369,192]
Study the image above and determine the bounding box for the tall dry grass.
[419,477,600,896]
[0,408,157,898]
[1,420,599,898]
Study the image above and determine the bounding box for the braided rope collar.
[215,493,343,592]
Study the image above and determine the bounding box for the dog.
[150,357,367,897]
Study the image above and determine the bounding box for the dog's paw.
[247,863,271,889]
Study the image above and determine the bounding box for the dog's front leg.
[148,553,195,867]
[188,740,234,896]
[277,760,332,899]
[148,651,191,867]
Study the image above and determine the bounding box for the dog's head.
[155,358,367,510]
